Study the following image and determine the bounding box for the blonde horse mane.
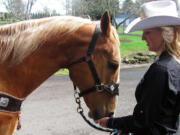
[0,16,92,65]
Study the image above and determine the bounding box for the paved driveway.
[13,68,179,135]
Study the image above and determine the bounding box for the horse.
[0,11,120,135]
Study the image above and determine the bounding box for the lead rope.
[73,85,119,135]
[17,112,22,130]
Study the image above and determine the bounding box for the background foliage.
[72,0,119,20]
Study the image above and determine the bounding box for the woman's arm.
[96,63,168,134]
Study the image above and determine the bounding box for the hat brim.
[125,16,180,33]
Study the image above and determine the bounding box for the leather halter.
[0,92,23,113]
[67,24,119,97]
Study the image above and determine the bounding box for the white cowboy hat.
[125,0,180,33]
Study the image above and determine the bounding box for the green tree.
[2,0,37,20]
[72,0,119,20]
[117,0,149,32]
[72,0,88,17]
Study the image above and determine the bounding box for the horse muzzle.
[88,109,115,120]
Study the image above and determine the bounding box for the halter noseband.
[67,24,119,97]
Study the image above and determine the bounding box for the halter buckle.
[95,84,104,92]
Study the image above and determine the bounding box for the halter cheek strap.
[67,24,120,97]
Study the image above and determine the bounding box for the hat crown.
[125,0,180,33]
[141,1,178,18]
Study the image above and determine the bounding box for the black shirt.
[107,51,180,135]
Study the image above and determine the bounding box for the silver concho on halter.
[0,97,9,107]
[110,85,115,91]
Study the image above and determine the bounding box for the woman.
[96,1,180,135]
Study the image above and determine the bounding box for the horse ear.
[100,11,111,36]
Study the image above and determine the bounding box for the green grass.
[0,20,10,25]
[54,69,69,76]
[119,28,148,57]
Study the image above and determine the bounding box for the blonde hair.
[161,26,180,63]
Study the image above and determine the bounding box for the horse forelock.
[0,16,92,65]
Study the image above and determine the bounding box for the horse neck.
[0,24,94,99]
[0,46,65,98]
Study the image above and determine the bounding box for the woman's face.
[142,28,163,53]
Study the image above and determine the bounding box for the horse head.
[68,12,120,120]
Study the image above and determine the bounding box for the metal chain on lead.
[74,89,83,113]
[73,88,118,135]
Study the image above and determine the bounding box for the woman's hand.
[96,117,123,135]
[95,117,109,128]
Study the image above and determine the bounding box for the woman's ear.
[100,11,111,37]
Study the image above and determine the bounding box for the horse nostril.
[108,112,114,117]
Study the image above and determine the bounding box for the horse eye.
[108,61,119,71]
